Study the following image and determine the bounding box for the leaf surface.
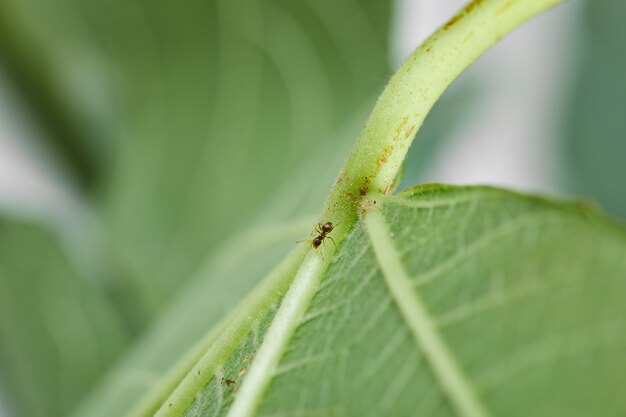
[0,219,130,417]
[148,184,626,417]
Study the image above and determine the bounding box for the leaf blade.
[251,185,626,417]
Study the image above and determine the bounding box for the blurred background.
[0,0,624,416]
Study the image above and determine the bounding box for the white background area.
[392,0,579,193]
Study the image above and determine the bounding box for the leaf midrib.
[225,254,326,417]
[364,202,491,417]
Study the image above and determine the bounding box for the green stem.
[319,0,565,243]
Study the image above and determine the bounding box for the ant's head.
[312,236,323,248]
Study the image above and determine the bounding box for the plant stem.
[318,0,566,243]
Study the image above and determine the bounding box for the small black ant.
[298,221,336,249]
[313,221,335,248]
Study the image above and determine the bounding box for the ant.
[298,221,336,249]
[312,221,335,248]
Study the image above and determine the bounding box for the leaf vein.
[365,207,491,417]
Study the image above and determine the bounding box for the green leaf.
[96,0,392,314]
[0,218,130,417]
[156,185,626,417]
[0,0,109,185]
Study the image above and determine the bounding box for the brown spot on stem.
[495,0,517,16]
[444,0,483,30]
[444,14,462,30]
[393,116,410,142]
[404,124,417,141]
[464,0,483,14]
[376,145,394,170]
[345,190,359,204]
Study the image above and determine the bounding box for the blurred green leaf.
[0,0,392,317]
[96,0,392,315]
[96,185,626,417]
[562,0,626,220]
[0,0,118,185]
[0,218,130,417]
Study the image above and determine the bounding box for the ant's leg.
[327,236,336,247]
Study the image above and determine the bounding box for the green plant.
[1,0,626,416]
